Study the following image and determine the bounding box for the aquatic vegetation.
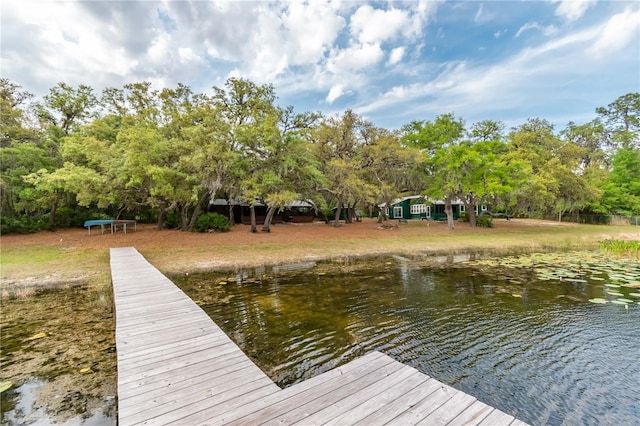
[466,251,640,306]
[599,239,640,259]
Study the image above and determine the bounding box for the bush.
[193,212,231,233]
[164,211,181,229]
[459,211,469,222]
[476,213,494,228]
[0,216,48,234]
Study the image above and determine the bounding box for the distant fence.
[542,213,640,226]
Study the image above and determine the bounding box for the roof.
[379,195,465,208]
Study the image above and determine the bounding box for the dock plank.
[110,247,528,426]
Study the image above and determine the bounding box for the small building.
[209,199,314,225]
[281,200,315,223]
[380,196,487,221]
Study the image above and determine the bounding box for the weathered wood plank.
[111,247,280,425]
[258,359,406,425]
[416,391,477,425]
[353,377,443,425]
[185,352,392,425]
[328,369,430,425]
[478,407,520,426]
[447,400,495,426]
[291,365,422,425]
[379,379,457,425]
[118,353,250,400]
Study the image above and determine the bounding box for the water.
[173,254,640,426]
[1,284,117,425]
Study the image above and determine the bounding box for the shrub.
[459,211,469,222]
[476,214,494,228]
[0,216,48,234]
[193,212,231,233]
[163,211,181,229]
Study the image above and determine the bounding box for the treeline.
[1,77,638,233]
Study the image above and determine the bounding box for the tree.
[599,147,640,215]
[506,118,595,218]
[596,93,640,149]
[402,113,465,228]
[361,126,424,223]
[449,139,525,227]
[560,120,608,167]
[313,110,376,227]
[469,119,505,142]
[37,82,98,137]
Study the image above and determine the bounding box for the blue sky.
[2,1,639,131]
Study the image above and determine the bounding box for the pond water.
[1,284,116,425]
[173,252,640,426]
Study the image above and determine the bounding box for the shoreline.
[2,219,638,293]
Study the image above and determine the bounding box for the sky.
[2,0,639,131]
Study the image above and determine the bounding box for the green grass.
[599,239,640,259]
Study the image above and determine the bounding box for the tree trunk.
[378,201,389,223]
[333,200,342,227]
[187,192,210,231]
[48,195,58,228]
[156,202,166,230]
[262,205,277,232]
[467,197,477,227]
[445,194,455,230]
[250,205,258,233]
[228,203,234,225]
[179,203,189,231]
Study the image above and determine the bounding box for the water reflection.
[174,254,640,426]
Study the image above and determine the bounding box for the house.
[281,200,315,223]
[380,196,487,221]
[209,199,314,224]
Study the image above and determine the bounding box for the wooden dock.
[111,247,528,425]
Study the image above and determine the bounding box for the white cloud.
[515,22,559,38]
[474,3,494,23]
[350,5,410,44]
[282,1,346,65]
[327,43,384,73]
[388,47,405,65]
[553,0,595,22]
[494,29,507,39]
[326,85,344,104]
[356,7,639,127]
[589,7,640,57]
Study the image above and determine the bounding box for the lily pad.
[588,298,607,304]
[0,381,12,393]
[27,332,47,341]
[628,292,640,298]
[617,298,635,304]
[79,367,91,373]
[611,299,630,305]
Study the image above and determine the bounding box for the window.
[481,205,488,211]
[393,206,403,218]
[459,204,465,213]
[435,204,445,214]
[410,204,428,215]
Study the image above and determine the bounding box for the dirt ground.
[2,218,638,288]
